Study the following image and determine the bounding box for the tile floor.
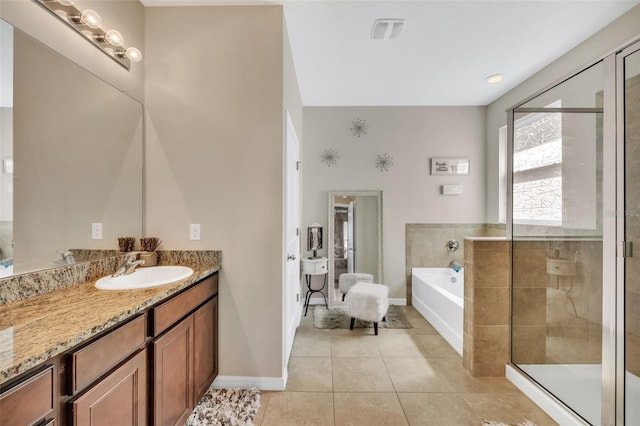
[254,306,558,426]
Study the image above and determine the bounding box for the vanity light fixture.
[35,0,142,70]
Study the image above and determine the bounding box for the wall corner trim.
[212,375,286,391]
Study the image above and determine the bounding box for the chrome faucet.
[112,252,145,277]
[57,250,76,264]
[449,260,462,272]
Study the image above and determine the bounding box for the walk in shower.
[508,40,640,425]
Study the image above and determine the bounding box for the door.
[621,42,640,426]
[153,317,193,426]
[284,110,301,363]
[72,350,146,426]
[193,297,217,403]
[347,201,355,273]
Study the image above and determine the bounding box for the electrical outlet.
[92,223,103,240]
[190,224,201,241]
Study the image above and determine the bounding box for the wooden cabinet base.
[71,350,147,426]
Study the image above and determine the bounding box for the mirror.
[0,20,143,277]
[327,190,383,307]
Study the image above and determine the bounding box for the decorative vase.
[139,251,157,267]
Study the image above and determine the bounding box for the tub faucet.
[112,252,145,277]
[449,260,462,273]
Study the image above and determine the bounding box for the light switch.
[190,224,201,241]
[441,184,463,195]
[92,223,103,239]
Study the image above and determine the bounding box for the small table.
[301,257,328,316]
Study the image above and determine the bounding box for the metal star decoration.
[350,118,368,137]
[321,148,339,167]
[375,153,394,172]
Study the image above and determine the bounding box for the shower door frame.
[506,37,640,425]
[616,39,640,426]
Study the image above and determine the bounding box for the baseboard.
[212,375,286,391]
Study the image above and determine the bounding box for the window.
[513,101,562,226]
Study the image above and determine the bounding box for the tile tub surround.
[463,238,511,377]
[405,223,505,304]
[0,250,221,385]
[0,250,221,305]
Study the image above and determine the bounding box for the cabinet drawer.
[0,366,54,426]
[69,314,146,394]
[152,274,218,336]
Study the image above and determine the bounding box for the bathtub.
[411,267,463,355]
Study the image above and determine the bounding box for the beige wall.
[485,5,640,222]
[302,106,487,300]
[145,6,286,379]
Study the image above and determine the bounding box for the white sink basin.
[95,265,194,290]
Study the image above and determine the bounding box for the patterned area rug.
[313,305,413,329]
[185,387,261,426]
[482,421,537,426]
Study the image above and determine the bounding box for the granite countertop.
[0,256,220,386]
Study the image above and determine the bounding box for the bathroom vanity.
[0,260,219,426]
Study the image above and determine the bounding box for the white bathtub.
[411,267,463,355]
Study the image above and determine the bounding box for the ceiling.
[142,0,640,106]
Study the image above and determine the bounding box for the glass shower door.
[510,61,605,425]
[623,44,640,425]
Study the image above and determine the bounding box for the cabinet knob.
[287,254,297,261]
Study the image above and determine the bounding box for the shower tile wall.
[463,238,511,377]
[405,223,505,303]
[512,240,602,366]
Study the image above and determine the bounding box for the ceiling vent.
[371,19,406,41]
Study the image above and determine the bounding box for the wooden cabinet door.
[153,316,194,426]
[71,350,147,426]
[0,366,54,426]
[193,297,218,403]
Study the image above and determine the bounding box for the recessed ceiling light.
[371,19,406,41]
[485,74,504,84]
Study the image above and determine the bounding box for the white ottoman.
[345,282,389,335]
[339,273,374,301]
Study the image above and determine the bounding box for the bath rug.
[313,305,412,329]
[185,387,261,426]
[482,420,537,426]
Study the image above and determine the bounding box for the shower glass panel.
[624,47,640,425]
[511,61,604,425]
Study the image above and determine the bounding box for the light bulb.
[57,0,75,5]
[485,74,504,84]
[125,47,142,62]
[80,9,102,29]
[105,29,124,47]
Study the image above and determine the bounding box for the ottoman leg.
[350,317,355,330]
[382,316,386,322]
[342,293,346,302]
[374,322,378,335]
